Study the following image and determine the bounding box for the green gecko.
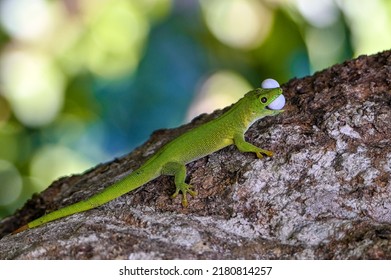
[13,78,285,234]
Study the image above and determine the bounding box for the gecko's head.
[246,78,286,116]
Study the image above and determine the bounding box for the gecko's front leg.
[233,134,273,159]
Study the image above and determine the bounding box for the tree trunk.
[0,50,390,259]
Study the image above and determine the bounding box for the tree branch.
[1,50,390,259]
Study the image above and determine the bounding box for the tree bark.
[0,50,390,259]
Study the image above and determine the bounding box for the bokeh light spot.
[187,70,251,121]
[201,0,272,49]
[296,0,338,28]
[0,0,53,42]
[305,25,346,71]
[338,0,391,55]
[0,49,65,127]
[30,144,94,189]
[83,1,149,77]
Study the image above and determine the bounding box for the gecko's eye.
[260,97,267,103]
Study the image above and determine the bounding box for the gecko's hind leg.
[161,162,197,207]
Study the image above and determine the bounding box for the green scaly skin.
[14,87,283,233]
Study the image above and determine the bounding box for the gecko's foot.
[171,183,197,207]
[256,149,273,159]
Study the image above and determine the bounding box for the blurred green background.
[0,0,390,220]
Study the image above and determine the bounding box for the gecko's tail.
[12,224,29,234]
[11,164,159,234]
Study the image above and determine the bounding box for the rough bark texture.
[0,50,390,260]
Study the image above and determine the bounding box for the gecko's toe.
[172,183,197,207]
